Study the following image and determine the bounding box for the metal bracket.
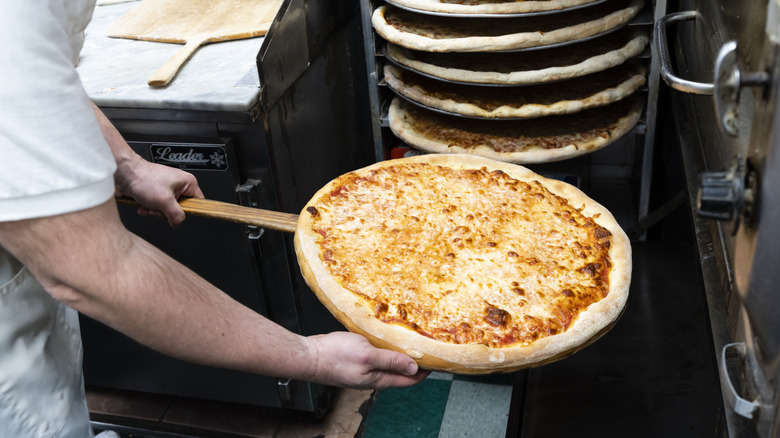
[696,155,759,235]
[237,179,265,243]
[277,378,296,408]
[714,41,772,136]
[720,342,762,419]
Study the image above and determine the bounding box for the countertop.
[77,0,264,112]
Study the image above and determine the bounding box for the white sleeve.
[0,0,116,222]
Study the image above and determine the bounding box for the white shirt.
[0,1,113,436]
[0,0,116,221]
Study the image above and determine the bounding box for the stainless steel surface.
[383,0,609,18]
[673,88,735,437]
[731,39,780,437]
[667,0,780,435]
[669,0,756,232]
[256,0,309,111]
[260,1,376,214]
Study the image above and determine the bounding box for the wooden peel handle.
[147,38,206,87]
[116,197,299,234]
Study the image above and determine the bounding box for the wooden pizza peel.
[107,0,283,87]
[116,155,628,374]
[116,197,299,233]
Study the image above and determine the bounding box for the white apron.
[0,247,93,437]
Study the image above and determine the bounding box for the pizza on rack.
[383,31,648,85]
[387,0,603,15]
[372,0,645,52]
[387,97,643,164]
[383,62,646,119]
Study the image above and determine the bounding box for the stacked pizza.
[372,0,648,164]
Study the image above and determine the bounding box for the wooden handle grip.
[117,197,299,234]
[147,38,206,87]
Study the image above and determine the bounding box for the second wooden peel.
[116,197,299,234]
[107,0,283,87]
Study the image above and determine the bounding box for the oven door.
[660,0,780,436]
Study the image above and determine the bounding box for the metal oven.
[659,0,780,436]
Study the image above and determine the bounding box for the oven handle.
[655,11,715,95]
[719,342,761,419]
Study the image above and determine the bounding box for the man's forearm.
[0,200,316,380]
[90,102,143,188]
[91,102,134,163]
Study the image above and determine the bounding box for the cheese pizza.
[294,154,631,373]
[388,97,643,164]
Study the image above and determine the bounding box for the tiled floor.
[88,371,514,438]
[363,372,514,438]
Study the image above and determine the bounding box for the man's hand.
[90,101,203,227]
[304,332,430,389]
[115,156,203,227]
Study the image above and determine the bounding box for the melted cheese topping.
[307,163,612,348]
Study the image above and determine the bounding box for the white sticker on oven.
[768,0,780,43]
[150,143,229,171]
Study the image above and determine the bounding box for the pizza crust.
[384,34,648,85]
[389,0,603,15]
[372,0,644,52]
[295,154,632,373]
[384,62,646,118]
[388,97,643,164]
